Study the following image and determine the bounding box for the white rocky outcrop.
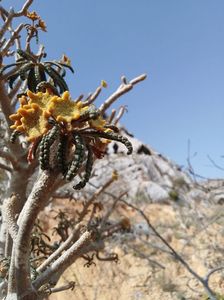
[58,129,224,204]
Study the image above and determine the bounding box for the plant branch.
[99,74,147,114]
[1,24,24,57]
[77,175,116,222]
[37,223,84,273]
[14,170,59,296]
[0,149,18,169]
[205,266,224,285]
[3,194,18,240]
[33,230,93,289]
[113,105,127,125]
[39,281,75,296]
[0,161,12,172]
[119,198,218,300]
[107,109,116,123]
[0,0,33,40]
[83,85,102,106]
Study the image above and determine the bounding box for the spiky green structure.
[0,49,73,94]
[10,130,22,144]
[74,145,93,190]
[39,135,49,170]
[39,124,60,170]
[82,130,133,155]
[57,134,68,174]
[65,134,85,181]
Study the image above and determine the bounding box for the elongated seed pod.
[44,64,69,93]
[82,130,133,155]
[19,62,34,80]
[10,130,21,143]
[46,124,60,144]
[74,145,93,190]
[38,125,60,170]
[65,134,85,181]
[56,134,68,174]
[39,135,49,170]
[104,124,119,132]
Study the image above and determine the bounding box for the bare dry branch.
[14,0,34,17]
[0,149,17,169]
[99,191,127,232]
[127,243,165,270]
[99,74,146,114]
[205,266,224,284]
[83,85,102,106]
[9,79,23,104]
[37,223,84,273]
[0,0,33,40]
[107,109,116,123]
[0,162,12,172]
[113,106,127,125]
[1,24,24,57]
[33,230,93,289]
[207,155,224,171]
[118,198,218,300]
[48,281,75,294]
[0,81,15,128]
[77,175,116,222]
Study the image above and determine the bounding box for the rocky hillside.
[57,128,224,206]
[44,130,224,300]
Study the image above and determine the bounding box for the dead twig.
[99,74,146,114]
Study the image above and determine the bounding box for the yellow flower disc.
[48,91,84,127]
[27,90,56,110]
[19,104,49,141]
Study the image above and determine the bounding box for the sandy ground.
[39,200,224,300]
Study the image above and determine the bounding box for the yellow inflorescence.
[9,90,109,142]
[48,91,84,126]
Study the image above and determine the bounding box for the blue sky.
[4,0,224,178]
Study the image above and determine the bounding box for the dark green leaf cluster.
[0,49,74,94]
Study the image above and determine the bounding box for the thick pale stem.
[3,194,18,240]
[14,170,58,296]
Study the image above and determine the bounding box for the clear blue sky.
[4,0,224,178]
